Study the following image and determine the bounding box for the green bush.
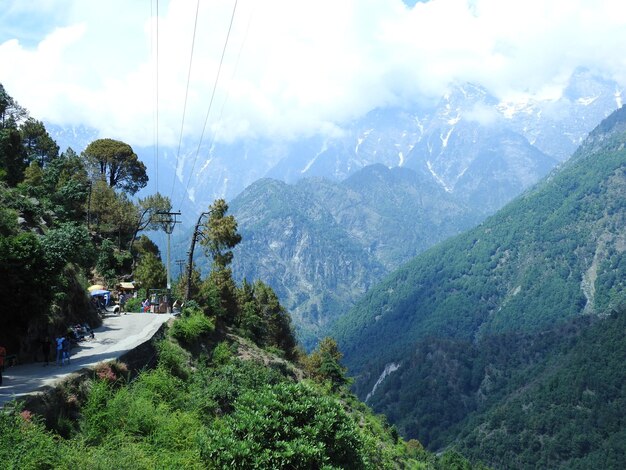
[156,339,191,380]
[0,407,61,468]
[169,309,214,345]
[199,381,366,469]
[124,297,142,312]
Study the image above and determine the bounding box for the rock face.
[228,165,477,344]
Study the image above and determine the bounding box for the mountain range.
[47,68,623,344]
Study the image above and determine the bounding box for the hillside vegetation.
[0,301,484,469]
[330,106,626,467]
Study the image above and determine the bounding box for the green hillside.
[330,106,626,466]
[335,105,626,375]
[455,308,626,469]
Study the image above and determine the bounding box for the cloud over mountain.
[1,0,626,148]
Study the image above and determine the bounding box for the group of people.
[33,323,96,368]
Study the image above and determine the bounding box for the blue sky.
[1,0,626,149]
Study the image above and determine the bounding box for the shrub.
[199,381,366,468]
[169,309,214,345]
[0,406,61,468]
[156,339,190,380]
[125,297,142,312]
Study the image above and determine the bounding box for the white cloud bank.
[1,0,626,148]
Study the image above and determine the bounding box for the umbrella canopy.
[88,284,105,292]
[89,290,110,297]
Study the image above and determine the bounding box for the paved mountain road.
[0,312,173,407]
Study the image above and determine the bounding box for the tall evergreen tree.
[20,117,59,167]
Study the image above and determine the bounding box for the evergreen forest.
[331,106,626,468]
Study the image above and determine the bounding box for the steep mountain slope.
[333,105,626,422]
[453,308,626,469]
[228,165,477,344]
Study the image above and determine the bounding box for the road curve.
[0,312,173,407]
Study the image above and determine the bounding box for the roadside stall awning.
[89,289,110,297]
[88,284,105,292]
[118,282,136,290]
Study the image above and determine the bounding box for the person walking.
[62,335,71,365]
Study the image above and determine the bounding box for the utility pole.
[175,259,186,278]
[155,210,181,291]
[185,211,209,301]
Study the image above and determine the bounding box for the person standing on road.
[0,345,6,385]
[62,335,71,365]
[120,292,127,314]
[56,336,64,366]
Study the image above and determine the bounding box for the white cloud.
[1,0,626,148]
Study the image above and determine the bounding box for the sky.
[1,0,626,149]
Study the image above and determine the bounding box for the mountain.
[227,164,477,345]
[330,106,626,463]
[47,70,621,220]
[45,69,623,345]
[402,83,558,214]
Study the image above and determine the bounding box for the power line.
[170,0,201,201]
[202,1,253,162]
[151,0,160,194]
[182,0,239,204]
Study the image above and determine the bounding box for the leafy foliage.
[304,337,349,390]
[82,138,148,195]
[169,303,215,345]
[200,198,242,271]
[0,325,481,469]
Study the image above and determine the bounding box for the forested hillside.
[330,106,626,467]
[229,164,477,345]
[0,83,173,357]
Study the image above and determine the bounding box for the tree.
[82,138,148,195]
[88,180,136,244]
[200,199,242,271]
[134,251,167,291]
[305,337,349,390]
[20,118,59,167]
[0,85,29,186]
[128,192,171,253]
[45,148,90,222]
[199,199,242,322]
[134,234,161,259]
[0,126,26,186]
[0,83,27,126]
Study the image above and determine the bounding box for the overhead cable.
[182,0,239,204]
[170,0,201,201]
